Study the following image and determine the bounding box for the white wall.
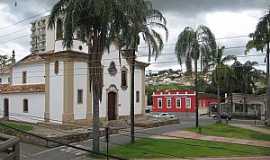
[73,62,88,120]
[100,46,130,118]
[54,40,88,53]
[49,61,64,123]
[45,22,55,52]
[0,93,45,123]
[134,66,144,115]
[0,74,10,84]
[12,63,45,85]
[99,45,145,118]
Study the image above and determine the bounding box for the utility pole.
[266,42,270,125]
[121,48,135,142]
[130,49,135,143]
[195,59,199,128]
[216,66,221,123]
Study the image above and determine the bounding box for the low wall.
[0,126,118,148]
[0,133,20,160]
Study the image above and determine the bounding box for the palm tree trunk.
[195,59,199,128]
[92,84,100,152]
[216,66,221,123]
[186,56,192,74]
[91,32,101,153]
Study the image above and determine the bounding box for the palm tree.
[49,0,167,152]
[175,25,216,127]
[118,0,168,60]
[246,9,270,76]
[210,46,237,121]
[246,10,270,124]
[232,61,261,94]
[175,25,217,75]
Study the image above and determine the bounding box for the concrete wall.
[54,40,88,53]
[49,61,64,123]
[45,21,55,52]
[134,66,144,115]
[73,62,88,120]
[0,93,45,123]
[12,63,45,85]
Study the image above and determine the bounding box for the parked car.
[152,113,176,119]
[145,106,152,113]
[212,112,232,120]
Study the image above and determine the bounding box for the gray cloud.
[152,0,270,16]
[0,0,269,72]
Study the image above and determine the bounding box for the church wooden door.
[108,92,117,121]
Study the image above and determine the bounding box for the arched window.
[54,61,59,74]
[56,19,63,40]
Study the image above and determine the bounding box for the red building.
[152,90,218,114]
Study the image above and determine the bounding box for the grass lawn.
[109,138,270,159]
[0,121,33,132]
[187,123,270,141]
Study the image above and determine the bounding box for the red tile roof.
[0,84,45,94]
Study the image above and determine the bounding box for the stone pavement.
[160,131,270,147]
[230,124,270,135]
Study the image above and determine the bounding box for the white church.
[0,16,148,125]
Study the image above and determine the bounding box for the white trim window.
[167,97,172,109]
[158,98,162,109]
[186,97,191,109]
[176,98,181,109]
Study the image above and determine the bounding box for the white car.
[152,113,176,119]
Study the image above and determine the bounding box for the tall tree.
[49,0,167,152]
[245,9,270,124]
[210,46,237,121]
[175,25,217,74]
[232,61,261,94]
[175,25,216,127]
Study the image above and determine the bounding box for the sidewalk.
[195,156,270,160]
[230,124,270,135]
[160,131,270,147]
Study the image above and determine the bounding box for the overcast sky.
[0,0,269,72]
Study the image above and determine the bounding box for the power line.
[0,9,51,31]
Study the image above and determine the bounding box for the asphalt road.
[26,117,215,160]
[20,143,48,160]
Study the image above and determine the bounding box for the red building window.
[176,98,181,108]
[158,98,162,109]
[167,97,171,109]
[186,97,191,109]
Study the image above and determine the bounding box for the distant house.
[152,90,218,114]
[222,93,266,120]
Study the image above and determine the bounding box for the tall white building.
[0,16,148,125]
[30,16,88,54]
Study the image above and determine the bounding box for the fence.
[0,133,20,160]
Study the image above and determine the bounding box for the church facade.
[0,16,147,125]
